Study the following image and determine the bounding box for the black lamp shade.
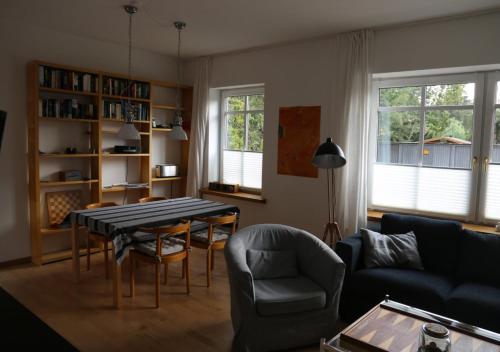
[312,137,346,169]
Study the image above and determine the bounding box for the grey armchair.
[224,224,345,352]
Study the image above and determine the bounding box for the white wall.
[185,11,500,238]
[0,18,178,263]
[3,11,500,263]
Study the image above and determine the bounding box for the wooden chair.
[130,221,191,308]
[85,202,117,279]
[138,196,167,203]
[191,213,238,287]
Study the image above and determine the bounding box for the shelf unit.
[27,60,192,265]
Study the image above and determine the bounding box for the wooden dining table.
[70,197,239,308]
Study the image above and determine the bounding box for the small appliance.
[114,145,139,154]
[156,164,178,178]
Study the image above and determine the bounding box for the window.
[369,72,500,222]
[220,87,264,190]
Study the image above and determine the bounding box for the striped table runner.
[71,197,239,261]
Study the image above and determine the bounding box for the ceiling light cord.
[126,9,134,122]
[128,10,133,81]
[174,21,186,126]
[175,24,181,113]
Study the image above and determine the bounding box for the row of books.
[102,77,150,99]
[102,101,149,121]
[39,99,96,119]
[39,66,98,93]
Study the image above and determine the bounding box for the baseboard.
[0,257,32,269]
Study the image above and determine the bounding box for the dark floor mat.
[0,287,77,350]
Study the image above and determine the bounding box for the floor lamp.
[312,137,346,248]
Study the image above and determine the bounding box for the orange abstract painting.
[278,106,320,178]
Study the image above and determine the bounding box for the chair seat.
[133,237,185,257]
[191,228,230,243]
[254,276,326,316]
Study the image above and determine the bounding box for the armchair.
[225,224,345,352]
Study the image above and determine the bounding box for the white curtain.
[186,57,211,197]
[331,30,373,235]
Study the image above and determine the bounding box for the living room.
[1,0,500,351]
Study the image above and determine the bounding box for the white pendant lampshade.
[170,124,188,140]
[118,122,140,140]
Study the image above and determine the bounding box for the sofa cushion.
[456,230,500,288]
[381,214,462,277]
[346,268,455,315]
[247,249,298,280]
[446,283,500,333]
[254,276,326,316]
[361,229,423,270]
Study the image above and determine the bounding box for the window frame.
[219,86,265,192]
[368,72,485,222]
[478,71,500,222]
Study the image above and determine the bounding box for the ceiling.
[3,0,500,58]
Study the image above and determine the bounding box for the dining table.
[70,197,239,308]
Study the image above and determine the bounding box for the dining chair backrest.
[137,221,191,256]
[138,196,167,203]
[195,213,238,242]
[85,202,118,209]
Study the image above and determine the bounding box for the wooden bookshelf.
[152,128,173,132]
[39,153,98,158]
[40,180,98,187]
[152,176,182,182]
[152,104,179,111]
[102,118,150,124]
[102,186,150,193]
[39,117,99,123]
[27,60,193,265]
[102,153,150,157]
[102,94,150,103]
[39,87,98,96]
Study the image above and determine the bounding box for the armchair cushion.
[254,276,326,316]
[246,249,298,280]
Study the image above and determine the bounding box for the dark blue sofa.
[336,213,500,333]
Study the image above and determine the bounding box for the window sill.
[368,210,499,235]
[200,188,266,204]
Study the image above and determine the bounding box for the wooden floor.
[0,249,324,351]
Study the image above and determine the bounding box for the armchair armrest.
[224,237,255,303]
[335,233,363,275]
[298,235,345,304]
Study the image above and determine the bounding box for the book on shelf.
[102,76,150,99]
[39,65,98,93]
[39,98,96,119]
[103,101,149,121]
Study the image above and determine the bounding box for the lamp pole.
[313,137,346,248]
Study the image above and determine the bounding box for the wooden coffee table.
[321,299,500,352]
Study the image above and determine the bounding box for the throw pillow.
[246,249,298,280]
[361,228,424,270]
